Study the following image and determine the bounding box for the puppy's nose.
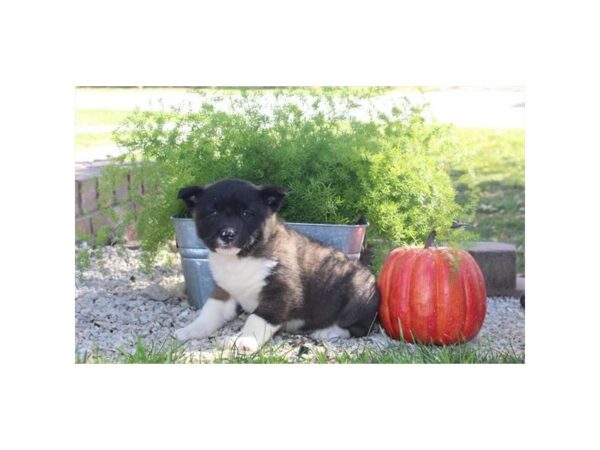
[219,228,237,244]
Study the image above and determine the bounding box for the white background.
[1,0,599,449]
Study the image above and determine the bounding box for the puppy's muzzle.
[219,228,237,244]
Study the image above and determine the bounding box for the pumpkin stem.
[424,229,437,249]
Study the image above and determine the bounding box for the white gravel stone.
[75,246,525,362]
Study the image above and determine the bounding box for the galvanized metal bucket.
[171,217,368,309]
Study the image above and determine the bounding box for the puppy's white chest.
[209,253,278,313]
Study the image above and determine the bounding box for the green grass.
[75,336,524,364]
[76,86,397,97]
[333,342,524,364]
[75,131,116,149]
[75,109,132,150]
[76,109,134,126]
[76,86,196,94]
[453,127,525,272]
[75,86,522,97]
[76,337,189,364]
[75,247,92,282]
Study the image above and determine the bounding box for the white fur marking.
[285,319,305,332]
[220,314,281,353]
[241,314,281,344]
[215,247,241,256]
[174,298,238,341]
[209,252,278,313]
[310,324,351,340]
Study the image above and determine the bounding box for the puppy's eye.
[241,209,253,217]
[207,210,218,217]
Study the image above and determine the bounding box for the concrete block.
[516,275,525,294]
[114,172,130,203]
[128,170,144,197]
[90,209,114,236]
[91,203,137,243]
[465,241,517,297]
[91,204,133,231]
[75,160,112,180]
[95,171,129,207]
[124,223,138,241]
[75,216,93,240]
[80,178,98,214]
[75,180,82,217]
[75,161,145,244]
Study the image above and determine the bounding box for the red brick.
[91,203,137,240]
[114,172,130,203]
[80,178,98,214]
[75,180,82,217]
[96,174,123,208]
[113,203,136,223]
[91,208,119,232]
[75,216,93,240]
[129,171,145,197]
[90,210,112,235]
[124,223,138,241]
[131,201,142,219]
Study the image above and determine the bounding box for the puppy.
[174,179,380,352]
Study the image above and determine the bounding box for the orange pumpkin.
[378,231,487,345]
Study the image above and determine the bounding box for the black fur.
[177,185,204,211]
[178,179,380,337]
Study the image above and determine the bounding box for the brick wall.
[75,161,140,242]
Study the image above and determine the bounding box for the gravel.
[75,246,525,362]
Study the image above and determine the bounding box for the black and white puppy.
[174,179,380,352]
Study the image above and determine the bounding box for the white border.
[3,0,600,448]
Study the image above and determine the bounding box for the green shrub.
[102,88,477,270]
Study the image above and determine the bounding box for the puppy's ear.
[177,185,205,209]
[260,186,288,212]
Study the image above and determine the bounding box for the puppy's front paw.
[174,327,192,341]
[234,336,259,353]
[174,325,207,341]
[217,335,259,353]
[216,334,240,349]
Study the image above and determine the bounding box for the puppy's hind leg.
[310,324,351,340]
[337,286,380,338]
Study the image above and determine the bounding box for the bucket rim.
[170,216,367,229]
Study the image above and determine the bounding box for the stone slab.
[75,160,113,181]
[466,241,517,297]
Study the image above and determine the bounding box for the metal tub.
[172,217,367,309]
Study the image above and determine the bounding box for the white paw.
[216,334,237,349]
[310,324,351,340]
[174,325,208,341]
[234,336,259,353]
[174,327,192,341]
[217,335,259,353]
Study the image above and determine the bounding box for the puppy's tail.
[356,215,370,266]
